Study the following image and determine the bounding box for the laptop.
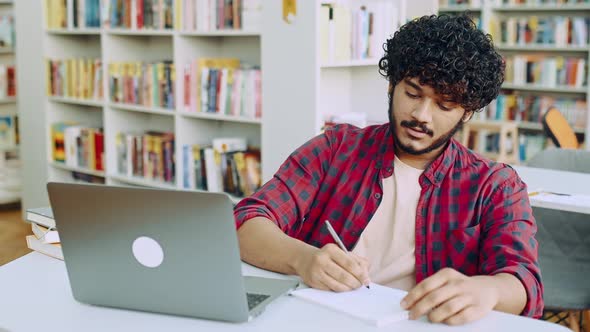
[47,182,299,323]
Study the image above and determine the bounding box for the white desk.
[0,253,569,332]
[513,165,590,214]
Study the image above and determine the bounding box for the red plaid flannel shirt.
[234,123,543,318]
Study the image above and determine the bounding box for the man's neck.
[394,145,446,170]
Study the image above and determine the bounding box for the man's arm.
[402,168,543,324]
[238,217,370,291]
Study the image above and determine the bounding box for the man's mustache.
[401,120,434,137]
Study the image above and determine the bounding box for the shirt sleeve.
[233,126,339,236]
[478,167,544,318]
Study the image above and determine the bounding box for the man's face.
[389,78,472,156]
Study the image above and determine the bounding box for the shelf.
[321,58,379,68]
[109,102,175,116]
[517,121,585,134]
[179,30,260,37]
[49,96,104,107]
[0,47,13,54]
[0,145,18,152]
[496,44,589,52]
[109,174,176,189]
[46,28,101,35]
[502,83,587,94]
[439,5,481,12]
[105,28,174,36]
[0,97,16,104]
[50,162,106,177]
[492,4,590,11]
[179,111,261,124]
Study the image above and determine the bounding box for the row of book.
[25,207,63,261]
[116,131,175,184]
[485,93,587,129]
[51,123,105,172]
[0,65,16,99]
[181,0,261,32]
[103,0,175,30]
[183,58,261,118]
[492,16,590,47]
[473,132,548,163]
[319,1,402,63]
[0,116,18,149]
[45,0,101,29]
[46,58,103,101]
[0,15,14,48]
[504,55,587,88]
[182,138,261,196]
[109,61,175,109]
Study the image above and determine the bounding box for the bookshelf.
[437,0,590,162]
[37,0,264,205]
[0,0,19,206]
[16,0,437,210]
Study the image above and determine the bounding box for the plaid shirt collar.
[381,125,459,187]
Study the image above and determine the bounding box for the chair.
[527,148,590,174]
[542,107,579,149]
[527,149,590,332]
[532,207,590,332]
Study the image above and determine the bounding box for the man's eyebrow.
[404,79,422,91]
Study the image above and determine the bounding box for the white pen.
[324,220,370,289]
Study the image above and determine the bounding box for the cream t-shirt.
[351,156,423,291]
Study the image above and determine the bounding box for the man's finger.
[402,269,451,310]
[444,306,484,326]
[408,283,461,320]
[319,271,354,292]
[427,295,471,323]
[330,250,369,286]
[324,260,362,290]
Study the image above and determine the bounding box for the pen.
[324,220,370,289]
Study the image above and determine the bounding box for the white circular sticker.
[132,236,164,268]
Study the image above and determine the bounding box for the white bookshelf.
[438,1,590,154]
[15,0,436,209]
[0,0,19,206]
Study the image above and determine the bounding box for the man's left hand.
[400,268,499,325]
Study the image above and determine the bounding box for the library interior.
[0,0,589,331]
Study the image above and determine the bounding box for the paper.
[530,192,590,206]
[290,283,408,327]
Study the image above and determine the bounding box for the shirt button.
[386,167,393,173]
[374,193,381,199]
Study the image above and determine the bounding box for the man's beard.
[387,99,464,156]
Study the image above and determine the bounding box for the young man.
[234,14,543,325]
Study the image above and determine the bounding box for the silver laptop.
[47,182,299,323]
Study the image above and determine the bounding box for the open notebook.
[290,283,409,327]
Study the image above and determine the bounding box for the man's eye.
[406,92,420,99]
[439,104,452,111]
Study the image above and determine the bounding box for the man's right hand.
[295,243,371,292]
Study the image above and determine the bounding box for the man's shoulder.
[452,140,522,187]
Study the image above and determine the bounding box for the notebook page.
[290,283,409,327]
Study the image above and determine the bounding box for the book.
[31,222,60,244]
[25,207,55,229]
[25,235,63,260]
[290,283,409,327]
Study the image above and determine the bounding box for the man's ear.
[388,83,394,95]
[462,111,474,122]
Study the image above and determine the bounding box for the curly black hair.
[379,14,504,112]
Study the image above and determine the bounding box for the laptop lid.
[47,182,251,322]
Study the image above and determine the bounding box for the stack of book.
[24,207,63,261]
[116,131,175,184]
[182,137,261,197]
